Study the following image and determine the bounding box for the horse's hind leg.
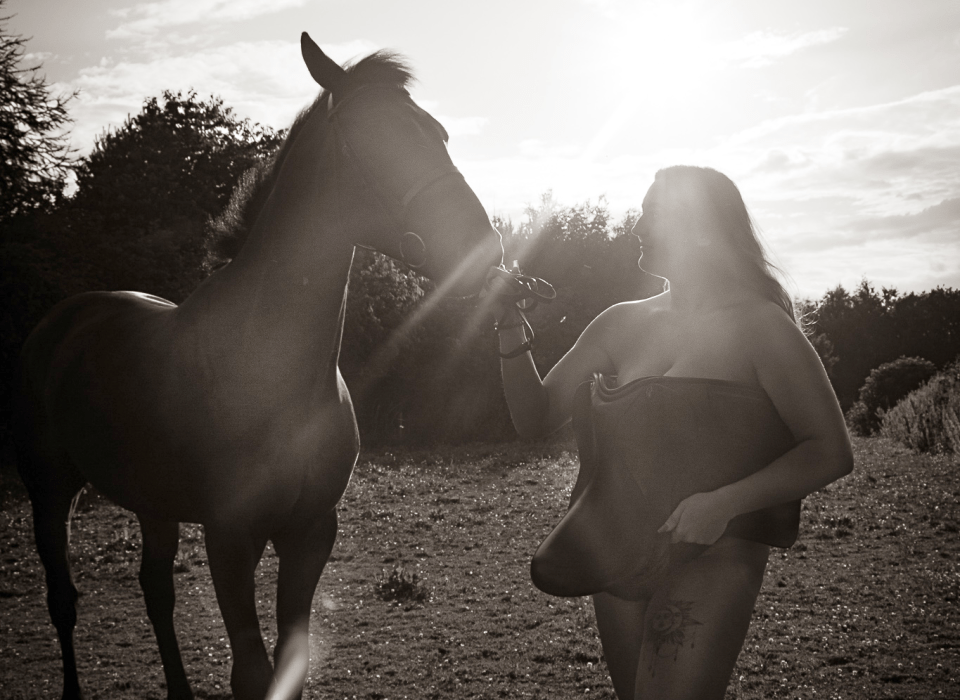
[17,452,87,700]
[205,525,270,700]
[270,508,338,700]
[137,516,193,700]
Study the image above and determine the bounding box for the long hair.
[655,165,797,323]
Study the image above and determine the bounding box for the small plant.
[173,551,191,573]
[880,359,960,453]
[847,356,937,435]
[374,563,429,606]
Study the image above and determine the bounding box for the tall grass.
[879,359,960,453]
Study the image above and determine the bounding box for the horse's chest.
[204,398,358,516]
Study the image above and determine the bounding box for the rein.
[326,85,464,269]
[485,264,557,355]
[485,264,557,313]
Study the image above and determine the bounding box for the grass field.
[0,436,957,699]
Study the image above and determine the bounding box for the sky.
[9,0,960,299]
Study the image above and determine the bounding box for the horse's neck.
[176,113,353,392]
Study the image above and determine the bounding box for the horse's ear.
[301,32,347,93]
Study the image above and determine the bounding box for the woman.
[490,165,853,699]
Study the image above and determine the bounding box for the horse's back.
[16,290,357,527]
[20,289,173,405]
[20,290,176,399]
[16,291,179,505]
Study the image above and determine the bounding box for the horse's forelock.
[344,50,415,89]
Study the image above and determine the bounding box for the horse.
[13,32,503,700]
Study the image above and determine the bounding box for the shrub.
[374,563,429,607]
[879,359,960,453]
[846,356,937,435]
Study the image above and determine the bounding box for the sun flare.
[582,1,723,159]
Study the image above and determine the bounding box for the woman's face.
[631,178,717,279]
[631,182,677,276]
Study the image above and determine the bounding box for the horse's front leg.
[205,525,270,700]
[268,508,338,700]
[137,516,193,700]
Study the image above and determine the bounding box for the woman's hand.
[479,268,521,326]
[658,490,734,546]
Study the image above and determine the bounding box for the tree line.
[2,23,959,448]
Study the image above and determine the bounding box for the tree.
[808,280,898,408]
[1,88,282,449]
[68,90,284,301]
[0,3,75,224]
[805,281,960,410]
[73,90,282,233]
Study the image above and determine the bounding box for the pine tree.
[0,2,75,224]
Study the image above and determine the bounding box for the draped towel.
[531,374,801,601]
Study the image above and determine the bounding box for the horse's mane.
[203,50,415,271]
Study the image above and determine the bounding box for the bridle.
[326,84,464,269]
[324,82,556,321]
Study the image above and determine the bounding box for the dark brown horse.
[14,33,503,700]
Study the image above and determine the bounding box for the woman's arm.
[662,303,854,544]
[723,304,854,507]
[497,303,622,439]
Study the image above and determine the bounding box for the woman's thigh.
[593,592,648,700]
[634,536,770,700]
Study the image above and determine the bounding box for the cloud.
[723,27,848,69]
[400,98,488,139]
[781,231,960,299]
[60,39,377,155]
[457,81,960,296]
[108,0,310,39]
[727,85,960,217]
[707,85,960,295]
[437,115,488,138]
[24,51,56,63]
[849,197,960,241]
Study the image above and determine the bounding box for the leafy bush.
[846,356,937,436]
[879,359,960,453]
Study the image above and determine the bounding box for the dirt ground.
[1,437,957,699]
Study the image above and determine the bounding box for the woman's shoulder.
[595,289,671,325]
[575,291,668,354]
[736,298,800,334]
[731,299,809,366]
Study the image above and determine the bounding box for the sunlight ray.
[351,241,503,403]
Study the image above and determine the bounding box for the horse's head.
[301,32,503,296]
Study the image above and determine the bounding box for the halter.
[326,85,464,269]
[324,83,556,318]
